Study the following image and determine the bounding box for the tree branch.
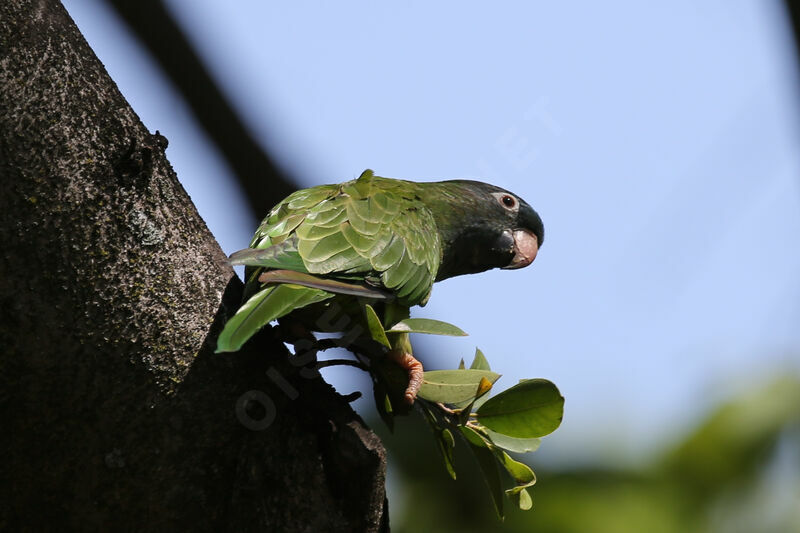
[104,0,297,216]
[0,1,386,530]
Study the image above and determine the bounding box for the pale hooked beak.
[502,229,539,269]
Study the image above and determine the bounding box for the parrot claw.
[388,349,423,404]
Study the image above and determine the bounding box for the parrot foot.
[388,349,423,404]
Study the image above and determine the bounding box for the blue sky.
[65,1,800,464]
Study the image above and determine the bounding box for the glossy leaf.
[495,450,536,486]
[417,369,501,404]
[461,426,504,519]
[476,379,564,438]
[386,318,468,337]
[363,304,391,348]
[470,347,491,370]
[418,407,456,479]
[437,428,457,480]
[484,430,542,453]
[216,285,333,353]
[470,388,494,411]
[454,376,496,414]
[372,384,394,432]
[451,347,492,410]
[475,376,494,398]
[508,487,532,511]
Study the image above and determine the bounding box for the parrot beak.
[503,229,539,269]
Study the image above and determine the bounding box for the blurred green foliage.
[381,375,800,532]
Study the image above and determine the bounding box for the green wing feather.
[242,169,441,304]
[216,170,443,352]
[257,269,392,300]
[229,236,306,272]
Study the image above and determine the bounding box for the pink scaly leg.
[388,349,424,404]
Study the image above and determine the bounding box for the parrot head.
[423,180,544,282]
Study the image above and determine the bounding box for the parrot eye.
[492,192,519,212]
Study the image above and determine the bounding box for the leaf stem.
[435,402,459,416]
[316,359,369,371]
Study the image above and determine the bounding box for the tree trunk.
[0,1,387,531]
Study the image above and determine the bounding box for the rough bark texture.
[0,1,387,531]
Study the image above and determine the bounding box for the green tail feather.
[215,284,334,353]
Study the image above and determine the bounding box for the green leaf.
[508,487,532,511]
[419,407,456,479]
[484,430,542,454]
[460,423,490,448]
[363,304,391,348]
[372,384,394,432]
[417,369,501,404]
[458,358,466,370]
[475,377,494,398]
[454,376,496,418]
[436,428,457,480]
[460,426,504,519]
[476,379,564,438]
[216,285,333,353]
[385,318,468,337]
[470,347,491,370]
[495,450,536,486]
[449,349,493,412]
[470,390,493,412]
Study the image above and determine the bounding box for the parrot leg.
[387,329,423,404]
[382,303,423,404]
[387,348,423,404]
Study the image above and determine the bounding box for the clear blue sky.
[66,1,800,464]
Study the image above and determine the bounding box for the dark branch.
[105,0,297,216]
[784,0,800,67]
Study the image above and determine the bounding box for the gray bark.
[0,1,387,531]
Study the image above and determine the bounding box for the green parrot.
[216,169,544,403]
